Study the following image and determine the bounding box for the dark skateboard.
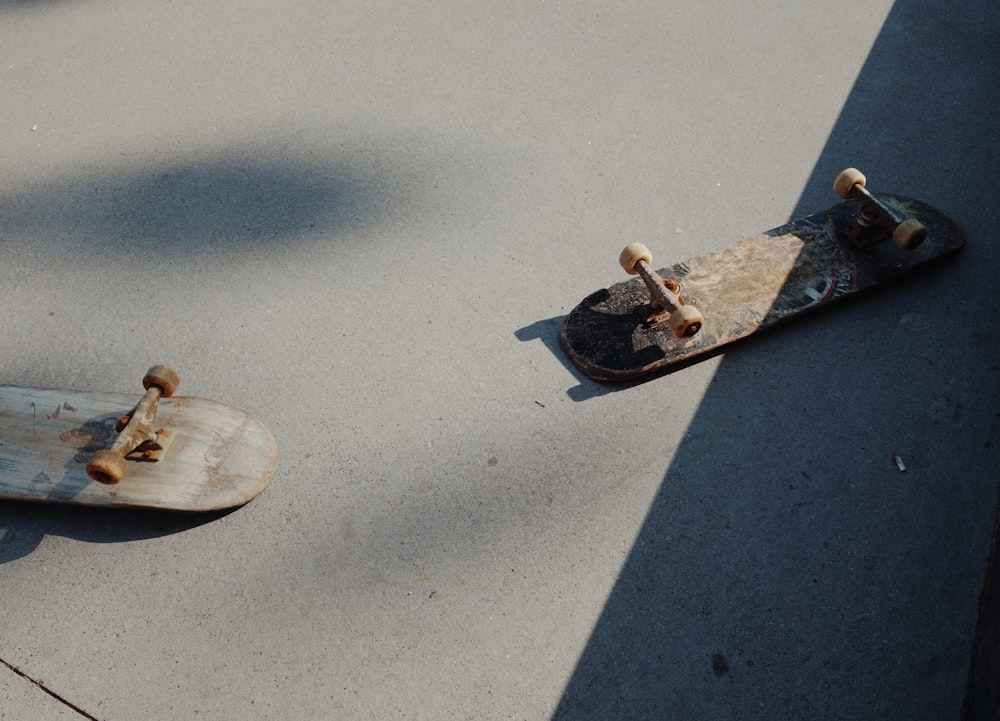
[560,169,966,382]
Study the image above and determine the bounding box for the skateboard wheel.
[669,304,704,338]
[834,168,866,199]
[619,243,652,275]
[892,218,927,250]
[143,365,180,398]
[87,450,129,485]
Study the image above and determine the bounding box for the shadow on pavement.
[0,150,396,258]
[0,147,403,561]
[515,317,619,401]
[0,503,233,564]
[553,1,1000,719]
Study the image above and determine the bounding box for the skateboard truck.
[85,365,180,485]
[834,168,927,250]
[619,242,704,338]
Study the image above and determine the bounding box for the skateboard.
[559,169,966,382]
[0,366,278,511]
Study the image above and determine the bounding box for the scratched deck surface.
[0,386,277,511]
[560,194,966,382]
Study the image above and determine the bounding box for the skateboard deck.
[560,170,966,382]
[0,376,277,511]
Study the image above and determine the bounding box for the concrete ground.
[2,1,997,719]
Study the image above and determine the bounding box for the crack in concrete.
[0,657,101,721]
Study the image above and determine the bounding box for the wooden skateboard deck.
[0,384,277,511]
[560,174,965,382]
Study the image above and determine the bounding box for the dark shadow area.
[963,493,1000,721]
[791,4,999,225]
[0,151,396,257]
[0,502,234,564]
[554,1,1000,719]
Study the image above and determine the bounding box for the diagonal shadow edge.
[551,1,1000,719]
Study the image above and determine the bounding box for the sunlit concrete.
[1,1,997,719]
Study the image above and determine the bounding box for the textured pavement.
[2,1,998,719]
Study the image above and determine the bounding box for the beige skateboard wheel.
[143,365,180,398]
[893,218,927,250]
[669,304,704,338]
[834,168,866,199]
[619,243,653,275]
[87,449,129,485]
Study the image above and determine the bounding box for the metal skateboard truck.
[618,243,705,338]
[86,365,180,484]
[833,167,927,249]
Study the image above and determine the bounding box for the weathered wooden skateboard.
[560,169,966,382]
[0,366,277,511]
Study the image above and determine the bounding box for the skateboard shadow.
[0,503,234,564]
[515,317,635,402]
[517,311,813,401]
[515,317,614,402]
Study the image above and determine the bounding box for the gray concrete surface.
[0,663,82,721]
[1,1,997,719]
